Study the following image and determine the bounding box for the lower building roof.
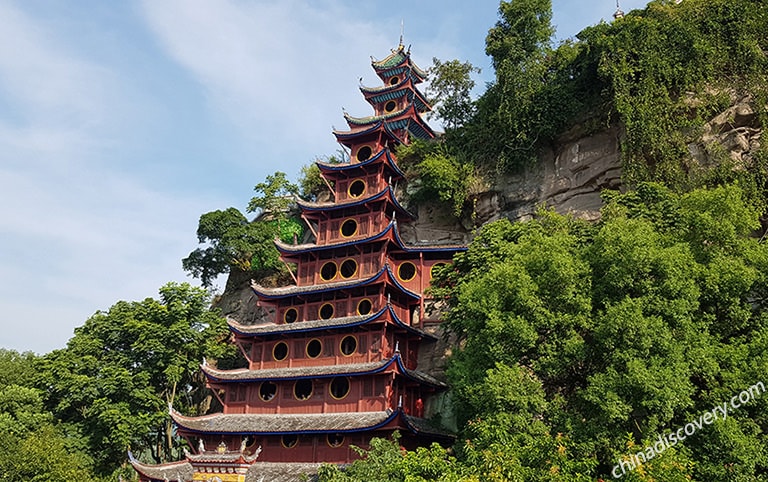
[130,455,321,482]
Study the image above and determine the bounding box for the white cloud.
[0,3,217,354]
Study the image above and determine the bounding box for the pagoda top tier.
[371,43,428,84]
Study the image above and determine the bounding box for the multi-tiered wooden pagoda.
[132,42,466,482]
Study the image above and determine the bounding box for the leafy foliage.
[397,139,476,217]
[0,351,105,481]
[426,58,481,130]
[183,171,305,287]
[35,282,238,475]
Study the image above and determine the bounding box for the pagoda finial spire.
[613,0,625,19]
[399,19,404,48]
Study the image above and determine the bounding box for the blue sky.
[0,0,650,354]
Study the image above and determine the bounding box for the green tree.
[184,171,305,287]
[36,282,238,475]
[182,207,281,287]
[247,171,299,216]
[318,432,464,482]
[0,355,105,481]
[426,58,481,130]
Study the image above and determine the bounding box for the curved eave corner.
[274,221,396,256]
[316,147,406,180]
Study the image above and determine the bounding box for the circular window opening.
[340,259,357,279]
[281,434,298,448]
[319,303,335,320]
[340,219,358,238]
[384,100,397,113]
[430,263,447,279]
[259,382,277,402]
[348,179,366,198]
[294,380,313,400]
[340,335,357,356]
[320,261,337,281]
[284,307,298,324]
[329,377,350,400]
[356,146,372,162]
[272,342,288,361]
[357,298,372,316]
[306,339,322,358]
[398,261,417,282]
[327,434,345,448]
[389,76,400,85]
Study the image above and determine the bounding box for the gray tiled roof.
[245,462,321,482]
[228,313,371,335]
[202,355,447,388]
[203,359,389,381]
[130,457,320,482]
[172,410,396,434]
[130,457,194,481]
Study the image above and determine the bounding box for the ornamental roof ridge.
[370,45,428,80]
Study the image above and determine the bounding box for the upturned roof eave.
[296,186,415,220]
[250,261,421,301]
[316,148,406,179]
[227,304,436,340]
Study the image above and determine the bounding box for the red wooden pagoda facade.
[132,43,465,482]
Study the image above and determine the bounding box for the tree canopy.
[35,282,238,476]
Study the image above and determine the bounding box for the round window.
[306,339,322,358]
[294,380,313,400]
[340,219,358,237]
[398,261,417,282]
[259,382,277,402]
[356,298,372,316]
[340,259,357,279]
[320,261,337,281]
[281,435,298,448]
[340,335,357,356]
[389,76,400,85]
[384,100,397,112]
[356,146,373,162]
[284,307,298,324]
[348,179,366,198]
[319,303,335,320]
[327,434,345,448]
[329,377,350,400]
[272,342,288,361]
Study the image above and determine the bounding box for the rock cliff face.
[472,124,623,226]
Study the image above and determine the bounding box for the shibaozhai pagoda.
[130,42,466,482]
